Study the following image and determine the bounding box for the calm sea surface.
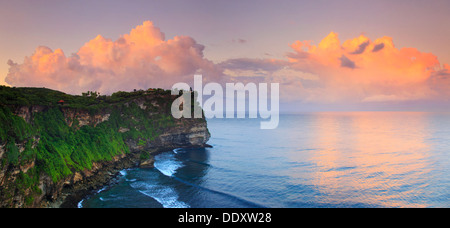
[81,112,450,208]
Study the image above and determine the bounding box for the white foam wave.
[173,148,184,154]
[119,170,127,176]
[77,199,84,208]
[96,186,108,194]
[131,182,190,208]
[154,152,184,177]
[127,151,190,208]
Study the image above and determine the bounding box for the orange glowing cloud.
[6,21,222,94]
[6,24,449,106]
[221,32,448,104]
[284,32,444,103]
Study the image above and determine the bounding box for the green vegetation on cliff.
[0,86,172,112]
[0,86,189,207]
[32,107,131,182]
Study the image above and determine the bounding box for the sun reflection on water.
[287,112,433,207]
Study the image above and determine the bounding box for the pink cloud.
[5,21,223,94]
[221,32,448,104]
[286,32,444,103]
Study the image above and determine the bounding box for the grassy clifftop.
[0,85,172,110]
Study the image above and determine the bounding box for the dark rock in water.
[204,144,213,148]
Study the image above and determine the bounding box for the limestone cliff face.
[135,122,210,151]
[0,90,210,208]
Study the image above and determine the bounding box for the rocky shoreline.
[47,151,144,208]
[50,145,211,208]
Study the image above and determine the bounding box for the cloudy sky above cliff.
[1,0,450,111]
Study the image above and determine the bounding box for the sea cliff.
[0,86,210,208]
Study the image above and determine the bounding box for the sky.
[1,0,450,111]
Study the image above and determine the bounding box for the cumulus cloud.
[285,32,445,103]
[5,21,223,94]
[221,32,447,104]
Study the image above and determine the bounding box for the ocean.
[80,112,450,208]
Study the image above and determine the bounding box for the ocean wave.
[119,170,127,176]
[154,152,184,177]
[130,181,190,208]
[77,199,84,208]
[173,148,184,154]
[96,186,108,194]
[154,150,265,208]
[171,176,266,208]
[128,150,191,208]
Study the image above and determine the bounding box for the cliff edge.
[0,86,210,208]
